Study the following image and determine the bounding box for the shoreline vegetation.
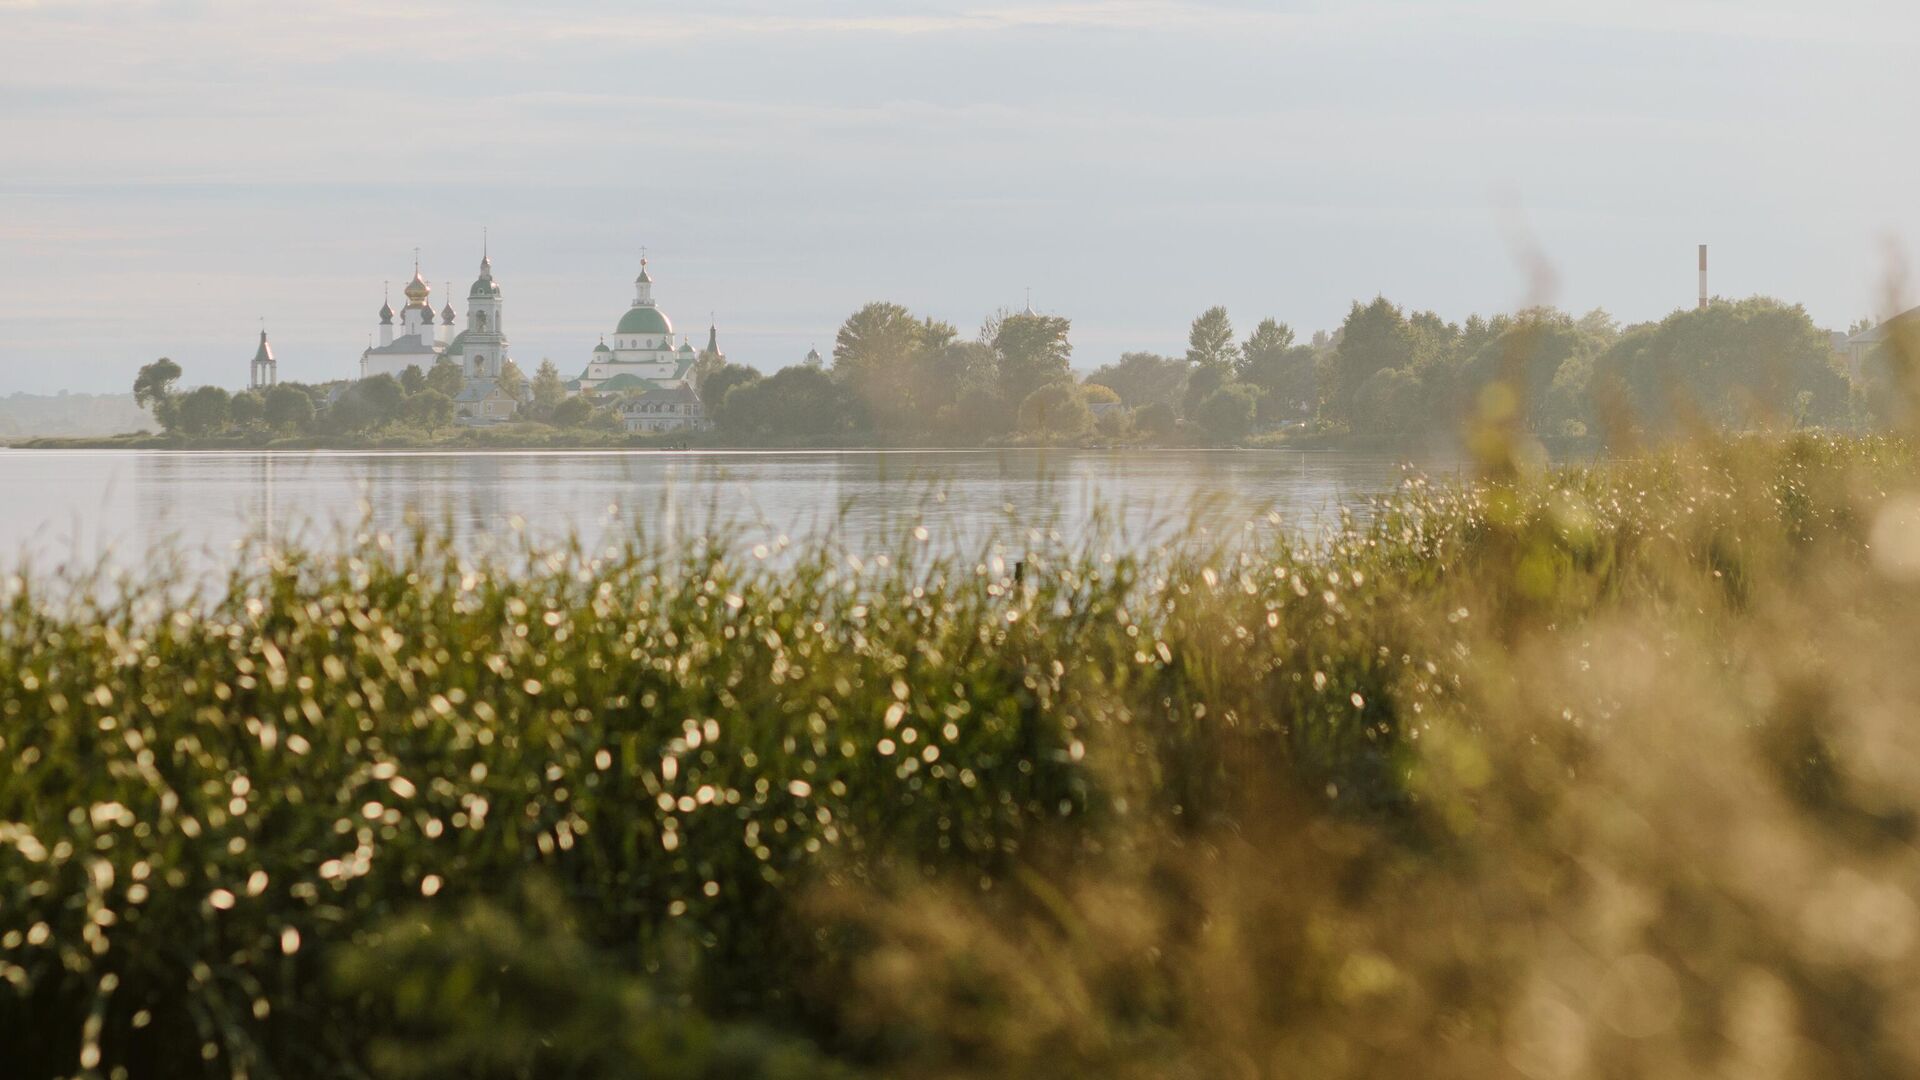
[63,291,1886,458]
[7,430,1920,1076]
[2,428,1604,456]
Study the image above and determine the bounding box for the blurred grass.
[4,433,1920,1078]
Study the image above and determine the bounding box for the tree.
[1080,383,1120,406]
[1327,298,1424,424]
[1194,384,1258,443]
[529,360,567,422]
[1591,298,1849,433]
[497,360,527,398]
[1135,402,1178,441]
[1239,319,1317,422]
[1087,352,1187,410]
[357,374,406,425]
[400,364,428,396]
[404,389,454,429]
[264,384,314,431]
[550,395,596,429]
[133,358,183,430]
[948,386,1011,441]
[719,365,866,442]
[1185,306,1239,370]
[229,390,265,427]
[1183,363,1228,417]
[174,385,231,436]
[913,341,999,440]
[1018,382,1092,439]
[699,364,763,427]
[993,312,1073,409]
[1458,308,1593,432]
[426,358,464,397]
[833,302,943,431]
[1237,318,1295,380]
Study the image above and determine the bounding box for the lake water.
[0,449,1451,580]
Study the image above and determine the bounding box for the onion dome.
[616,306,672,336]
[679,338,695,354]
[635,258,653,285]
[441,303,456,324]
[379,300,395,324]
[403,270,430,304]
[593,337,611,354]
[805,346,823,366]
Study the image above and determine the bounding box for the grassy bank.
[4,434,1920,1078]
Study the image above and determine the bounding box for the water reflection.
[0,449,1452,581]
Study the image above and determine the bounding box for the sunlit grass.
[3,433,1918,1077]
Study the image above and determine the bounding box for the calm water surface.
[0,449,1453,578]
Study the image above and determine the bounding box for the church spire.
[633,250,655,306]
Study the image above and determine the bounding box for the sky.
[2,0,1918,393]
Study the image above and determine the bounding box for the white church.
[336,247,726,429]
[568,256,722,396]
[359,250,525,421]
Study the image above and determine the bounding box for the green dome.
[615,305,673,336]
[445,330,469,355]
[593,341,611,353]
[470,278,502,300]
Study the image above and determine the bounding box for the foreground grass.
[4,434,1920,1078]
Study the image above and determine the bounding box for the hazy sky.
[3,0,1918,393]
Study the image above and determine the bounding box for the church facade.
[358,251,526,422]
[569,257,722,400]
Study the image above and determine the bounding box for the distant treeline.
[697,296,1871,445]
[114,293,1877,449]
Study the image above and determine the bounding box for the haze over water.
[0,448,1440,580]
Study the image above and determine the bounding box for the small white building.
[617,384,708,433]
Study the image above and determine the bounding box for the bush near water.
[6,434,1920,1077]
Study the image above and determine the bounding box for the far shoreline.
[5,430,1598,458]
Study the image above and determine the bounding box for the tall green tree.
[993,312,1073,409]
[833,302,928,428]
[912,341,999,440]
[1237,318,1295,379]
[1194,384,1259,444]
[700,363,763,427]
[229,390,265,427]
[357,374,406,426]
[497,360,527,398]
[1183,364,1229,417]
[1017,382,1092,441]
[132,357,183,431]
[173,385,231,436]
[263,384,315,432]
[426,358,464,397]
[400,364,428,396]
[1239,319,1317,421]
[1185,306,1239,371]
[1087,352,1187,410]
[1327,298,1423,424]
[529,360,567,421]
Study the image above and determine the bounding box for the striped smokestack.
[1698,244,1708,311]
